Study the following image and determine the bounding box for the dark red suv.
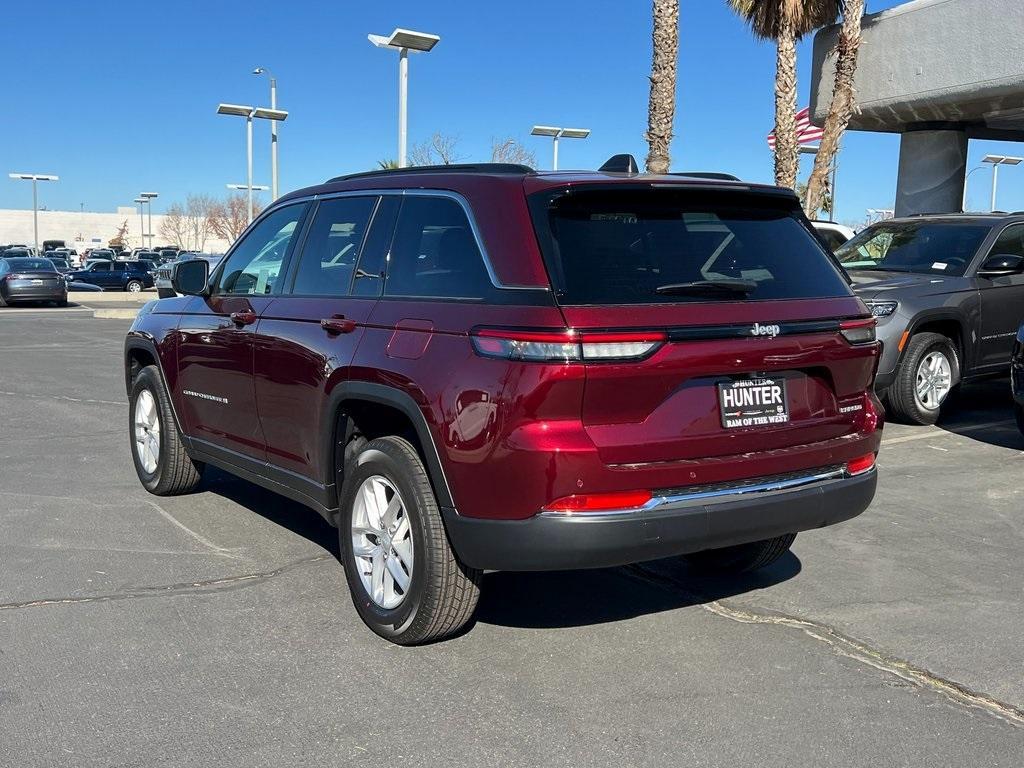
[125,162,883,644]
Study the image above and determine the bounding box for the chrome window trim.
[538,466,864,519]
[258,188,548,292]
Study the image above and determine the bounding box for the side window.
[113,262,126,272]
[384,196,493,299]
[988,225,1024,260]
[352,196,401,298]
[92,262,110,272]
[216,203,307,296]
[289,196,376,296]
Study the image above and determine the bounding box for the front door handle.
[321,316,357,334]
[230,310,257,326]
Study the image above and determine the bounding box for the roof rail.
[327,163,534,183]
[672,171,742,181]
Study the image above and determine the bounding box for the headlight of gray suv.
[864,300,898,318]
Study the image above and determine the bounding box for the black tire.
[1015,403,1024,437]
[681,533,796,575]
[886,332,959,426]
[339,436,481,645]
[126,279,144,293]
[129,365,204,495]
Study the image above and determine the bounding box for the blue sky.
[3,0,1022,226]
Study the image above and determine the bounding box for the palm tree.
[728,0,842,189]
[646,0,679,174]
[804,0,865,215]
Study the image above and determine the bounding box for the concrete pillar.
[894,130,968,217]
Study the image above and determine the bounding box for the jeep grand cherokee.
[124,161,883,644]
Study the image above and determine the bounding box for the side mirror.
[172,259,209,296]
[978,253,1024,278]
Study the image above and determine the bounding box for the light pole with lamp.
[133,198,147,249]
[962,166,986,212]
[981,154,1023,211]
[8,173,58,256]
[140,192,158,249]
[530,126,590,171]
[368,28,441,168]
[217,103,289,224]
[251,67,281,200]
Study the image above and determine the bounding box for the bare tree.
[209,193,263,244]
[159,195,219,251]
[159,204,189,249]
[645,0,679,174]
[410,132,464,166]
[490,138,537,168]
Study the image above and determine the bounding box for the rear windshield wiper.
[654,279,758,296]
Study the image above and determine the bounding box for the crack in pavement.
[626,564,1024,730]
[0,390,126,407]
[0,554,332,612]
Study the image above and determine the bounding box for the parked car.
[836,213,1024,425]
[47,256,72,274]
[812,221,855,252]
[67,260,155,292]
[86,249,115,263]
[1012,323,1024,434]
[3,247,33,258]
[154,253,222,298]
[0,256,68,307]
[125,160,883,644]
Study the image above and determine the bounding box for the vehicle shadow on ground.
[932,380,1024,450]
[202,467,802,632]
[474,554,801,630]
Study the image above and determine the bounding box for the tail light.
[471,328,666,363]
[846,453,876,476]
[543,489,653,513]
[839,317,877,345]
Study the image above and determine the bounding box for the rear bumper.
[2,283,66,302]
[443,467,876,571]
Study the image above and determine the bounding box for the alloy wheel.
[134,389,161,474]
[915,350,952,411]
[351,475,414,609]
[127,281,142,292]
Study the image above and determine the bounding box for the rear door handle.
[230,310,257,326]
[321,316,357,334]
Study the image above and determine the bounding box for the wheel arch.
[905,312,969,380]
[323,382,455,512]
[124,335,186,435]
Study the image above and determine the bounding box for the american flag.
[767,107,824,151]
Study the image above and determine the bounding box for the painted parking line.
[881,419,1017,446]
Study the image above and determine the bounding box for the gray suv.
[836,214,1024,424]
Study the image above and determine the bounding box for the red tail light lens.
[840,317,877,345]
[471,329,665,363]
[543,489,653,513]
[846,453,876,476]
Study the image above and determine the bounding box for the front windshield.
[835,222,990,277]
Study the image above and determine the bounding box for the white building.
[0,207,231,253]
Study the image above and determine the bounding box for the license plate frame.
[718,377,790,429]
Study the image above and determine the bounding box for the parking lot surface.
[1,311,1022,766]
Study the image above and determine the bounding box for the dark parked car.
[125,161,883,644]
[836,214,1024,424]
[67,260,154,292]
[47,257,72,274]
[86,249,116,263]
[0,256,68,306]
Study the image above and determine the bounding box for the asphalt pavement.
[1,310,1022,766]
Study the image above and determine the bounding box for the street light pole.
[981,154,1023,212]
[140,192,158,249]
[368,29,441,169]
[217,103,288,224]
[133,198,147,249]
[962,166,985,212]
[530,126,591,171]
[8,173,58,256]
[252,68,280,199]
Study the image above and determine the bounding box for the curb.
[93,308,139,320]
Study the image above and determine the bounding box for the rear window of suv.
[529,188,852,304]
